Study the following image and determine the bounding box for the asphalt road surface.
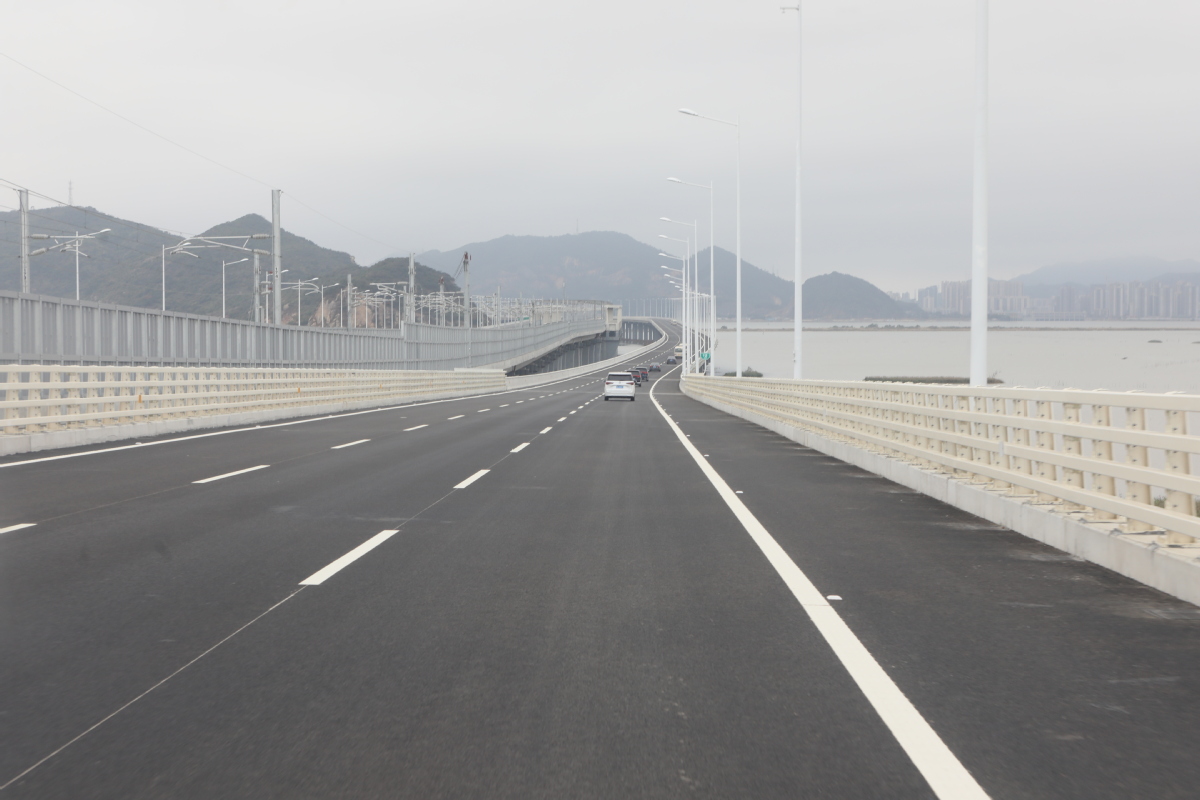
[4,325,1200,799]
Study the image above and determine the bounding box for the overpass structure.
[2,321,1200,798]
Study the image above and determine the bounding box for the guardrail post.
[1061,402,1085,509]
[1123,406,1154,532]
[1163,409,1196,545]
[1089,403,1118,520]
[1034,399,1057,502]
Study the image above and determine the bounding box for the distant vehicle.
[666,356,677,365]
[604,372,636,401]
[649,363,661,372]
[628,370,641,385]
[638,368,650,381]
[673,345,683,360]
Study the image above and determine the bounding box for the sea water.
[709,321,1200,394]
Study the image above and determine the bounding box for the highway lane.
[654,368,1200,799]
[1,332,941,799]
[0,340,677,793]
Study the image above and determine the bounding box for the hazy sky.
[2,1,1197,293]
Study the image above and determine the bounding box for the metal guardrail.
[682,375,1200,543]
[0,290,607,370]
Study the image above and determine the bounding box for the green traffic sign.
[700,352,711,360]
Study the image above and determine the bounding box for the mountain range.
[1012,257,1200,286]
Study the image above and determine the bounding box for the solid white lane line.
[404,424,428,431]
[299,530,398,586]
[558,417,567,422]
[453,469,490,489]
[648,377,990,800]
[0,523,36,534]
[539,426,553,434]
[478,408,490,413]
[193,465,270,484]
[510,443,530,453]
[331,439,370,450]
[448,415,465,420]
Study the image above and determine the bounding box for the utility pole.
[19,189,30,293]
[272,189,283,326]
[407,253,416,324]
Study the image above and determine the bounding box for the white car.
[603,372,636,401]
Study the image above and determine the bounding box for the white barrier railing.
[1,366,507,435]
[682,375,1200,544]
[0,321,665,448]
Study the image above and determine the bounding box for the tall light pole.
[783,2,803,379]
[660,246,689,370]
[970,0,989,386]
[667,177,715,371]
[222,257,249,318]
[317,281,339,327]
[679,108,741,376]
[661,219,699,368]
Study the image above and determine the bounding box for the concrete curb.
[681,380,1200,608]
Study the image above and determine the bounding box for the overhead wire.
[0,51,406,255]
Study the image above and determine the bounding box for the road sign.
[700,352,711,360]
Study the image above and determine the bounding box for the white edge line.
[331,439,370,449]
[510,442,530,453]
[453,469,490,489]
[647,370,991,800]
[0,523,36,534]
[299,530,398,585]
[403,424,428,431]
[539,426,553,434]
[192,464,270,484]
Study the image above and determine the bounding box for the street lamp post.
[667,177,715,372]
[680,108,741,376]
[970,0,989,386]
[782,2,804,379]
[660,247,689,370]
[661,219,700,369]
[221,257,249,318]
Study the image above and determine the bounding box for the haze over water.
[713,321,1200,395]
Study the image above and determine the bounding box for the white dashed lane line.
[453,469,490,489]
[404,425,428,431]
[300,530,398,586]
[539,426,553,434]
[193,465,270,484]
[510,443,530,453]
[558,417,567,422]
[0,523,36,534]
[448,415,464,420]
[331,439,370,450]
[478,409,490,413]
